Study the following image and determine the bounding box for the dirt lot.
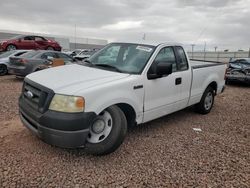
[0,75,249,187]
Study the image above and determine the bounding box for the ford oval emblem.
[26,91,34,99]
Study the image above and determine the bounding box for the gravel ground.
[0,75,249,187]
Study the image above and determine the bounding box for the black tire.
[6,44,17,51]
[195,86,215,114]
[47,46,54,51]
[0,64,8,76]
[225,78,230,85]
[85,105,127,155]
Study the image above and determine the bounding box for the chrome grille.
[22,81,51,113]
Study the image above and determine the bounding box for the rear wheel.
[195,86,215,114]
[6,44,16,51]
[47,46,54,50]
[0,64,8,76]
[85,105,127,155]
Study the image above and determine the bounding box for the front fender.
[82,86,144,123]
[0,61,8,67]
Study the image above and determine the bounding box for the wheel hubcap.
[87,111,113,143]
[204,92,213,110]
[7,45,16,51]
[92,119,105,134]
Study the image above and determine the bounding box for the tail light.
[19,59,27,64]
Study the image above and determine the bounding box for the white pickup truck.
[19,42,226,155]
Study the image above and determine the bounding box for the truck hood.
[26,64,130,95]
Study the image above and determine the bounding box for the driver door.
[143,46,182,123]
[18,36,36,49]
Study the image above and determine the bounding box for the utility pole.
[214,46,217,52]
[142,33,146,40]
[191,44,195,59]
[74,24,77,50]
[203,41,207,61]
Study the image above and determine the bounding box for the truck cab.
[19,42,226,155]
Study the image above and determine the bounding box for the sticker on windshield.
[136,46,153,52]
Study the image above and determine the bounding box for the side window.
[41,52,56,59]
[57,53,73,61]
[176,46,188,71]
[154,47,177,72]
[24,36,34,41]
[24,36,31,40]
[35,37,45,41]
[14,52,26,56]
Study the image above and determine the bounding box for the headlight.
[49,94,85,113]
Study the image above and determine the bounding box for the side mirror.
[148,61,172,80]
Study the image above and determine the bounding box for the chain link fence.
[187,51,250,63]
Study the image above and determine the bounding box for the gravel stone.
[0,75,249,187]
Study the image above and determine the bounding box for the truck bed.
[188,59,227,107]
[190,59,226,69]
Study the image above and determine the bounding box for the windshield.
[0,51,17,58]
[88,43,155,74]
[79,51,94,55]
[19,51,40,58]
[73,50,83,54]
[8,35,22,40]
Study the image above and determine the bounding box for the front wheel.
[85,105,127,155]
[195,86,215,114]
[6,44,16,51]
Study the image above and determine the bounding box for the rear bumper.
[19,96,97,148]
[54,46,62,51]
[8,66,28,76]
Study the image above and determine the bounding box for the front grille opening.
[22,81,49,112]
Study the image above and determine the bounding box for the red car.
[0,35,62,52]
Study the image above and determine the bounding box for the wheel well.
[0,64,7,68]
[6,44,17,49]
[208,81,217,95]
[116,103,136,127]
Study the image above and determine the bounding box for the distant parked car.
[8,50,76,77]
[74,50,96,60]
[229,58,250,69]
[0,35,62,52]
[0,50,29,76]
[226,58,250,84]
[70,49,90,57]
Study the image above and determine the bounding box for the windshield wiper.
[94,64,122,73]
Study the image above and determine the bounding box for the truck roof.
[113,41,182,47]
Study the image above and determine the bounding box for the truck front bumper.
[19,97,97,148]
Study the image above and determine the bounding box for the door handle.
[175,77,182,85]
